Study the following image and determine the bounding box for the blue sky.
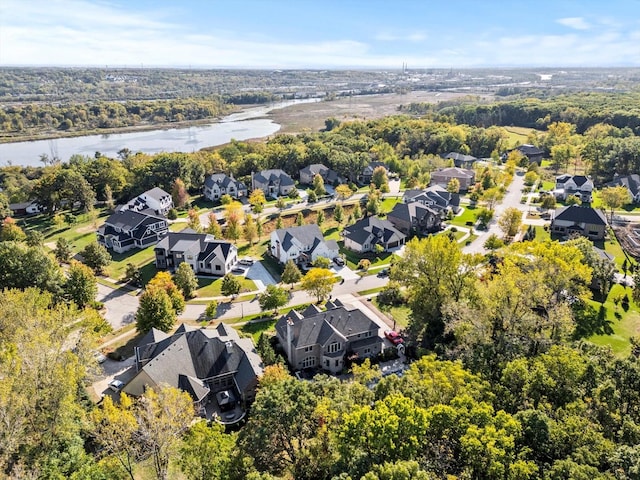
[1,0,640,68]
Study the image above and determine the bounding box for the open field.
[268,91,492,134]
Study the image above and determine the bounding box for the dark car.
[333,257,345,267]
[377,268,390,277]
[231,267,246,275]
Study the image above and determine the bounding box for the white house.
[203,174,248,201]
[270,224,339,265]
[554,175,594,203]
[125,187,173,216]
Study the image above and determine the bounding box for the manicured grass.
[589,284,640,357]
[373,298,412,329]
[380,197,401,214]
[195,276,256,297]
[449,205,477,227]
[503,126,538,148]
[532,225,551,242]
[106,246,157,280]
[339,243,398,270]
[541,181,555,192]
[594,231,628,269]
[169,222,189,232]
[239,317,279,343]
[357,287,385,296]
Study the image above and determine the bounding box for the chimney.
[286,317,294,361]
[225,341,233,354]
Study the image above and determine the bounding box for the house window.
[215,265,221,271]
[327,342,341,354]
[304,346,313,352]
[364,348,371,355]
[335,359,340,367]
[302,357,316,368]
[199,262,205,269]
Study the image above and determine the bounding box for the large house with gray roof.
[124,323,263,422]
[387,202,442,236]
[357,162,387,185]
[275,300,384,374]
[155,230,238,275]
[270,224,339,265]
[606,174,640,203]
[403,185,460,215]
[299,164,346,186]
[430,167,476,191]
[203,173,248,201]
[342,216,406,253]
[550,205,608,240]
[443,152,477,169]
[97,210,168,253]
[554,174,594,203]
[252,169,295,198]
[123,187,173,216]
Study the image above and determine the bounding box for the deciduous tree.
[259,284,289,314]
[244,214,258,245]
[600,185,632,222]
[65,260,97,308]
[136,286,176,333]
[221,273,241,297]
[171,178,190,209]
[173,262,199,299]
[249,189,266,214]
[282,259,302,287]
[81,241,112,275]
[147,271,185,314]
[498,207,523,239]
[301,267,336,302]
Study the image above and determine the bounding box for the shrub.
[167,208,178,220]
[358,259,371,270]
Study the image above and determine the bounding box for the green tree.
[282,260,302,287]
[136,286,176,333]
[173,262,199,299]
[220,194,233,205]
[54,237,73,263]
[313,173,326,196]
[276,215,284,230]
[65,260,97,308]
[333,203,344,224]
[307,189,317,203]
[541,194,557,210]
[25,230,44,247]
[81,241,112,275]
[256,333,278,366]
[124,262,142,286]
[206,212,222,238]
[205,300,218,319]
[600,185,632,222]
[481,187,504,210]
[221,273,241,297]
[296,212,305,226]
[0,241,65,296]
[244,214,258,246]
[276,197,287,211]
[0,217,26,242]
[316,209,325,226]
[524,170,539,186]
[353,203,363,219]
[259,284,290,314]
[178,421,236,480]
[372,166,389,190]
[104,183,115,211]
[147,271,185,314]
[484,233,504,251]
[447,177,461,193]
[313,256,331,269]
[301,268,336,302]
[498,207,523,239]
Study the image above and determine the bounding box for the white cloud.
[557,17,591,30]
[375,31,427,42]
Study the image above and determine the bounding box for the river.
[0,98,319,167]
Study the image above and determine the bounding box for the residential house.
[97,210,168,253]
[430,167,476,191]
[124,323,263,422]
[252,169,295,198]
[357,162,387,185]
[155,230,238,275]
[299,164,346,186]
[554,174,594,202]
[387,202,442,235]
[550,205,608,240]
[606,174,640,203]
[124,187,173,216]
[8,200,42,217]
[515,144,544,164]
[443,152,477,169]
[203,173,248,201]
[275,300,384,374]
[404,185,461,215]
[270,224,339,265]
[342,216,406,253]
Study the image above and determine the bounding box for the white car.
[108,379,125,392]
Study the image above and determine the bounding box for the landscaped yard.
[339,243,399,270]
[195,276,256,298]
[449,205,477,227]
[372,298,411,329]
[589,284,640,357]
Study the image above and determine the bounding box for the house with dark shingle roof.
[430,167,476,191]
[270,224,339,265]
[357,162,387,185]
[124,323,263,423]
[515,144,544,164]
[97,210,168,253]
[203,173,248,201]
[155,230,238,275]
[606,174,640,203]
[554,174,594,202]
[252,169,295,198]
[550,205,608,240]
[443,152,477,169]
[403,185,461,215]
[342,216,406,253]
[123,187,173,216]
[299,164,346,186]
[387,202,442,236]
[275,300,383,374]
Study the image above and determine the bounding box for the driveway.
[97,283,139,329]
[333,265,360,281]
[245,261,276,291]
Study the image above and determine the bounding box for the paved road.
[97,283,139,329]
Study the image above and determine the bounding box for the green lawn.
[503,126,538,148]
[339,243,398,270]
[380,198,401,214]
[106,246,157,280]
[589,284,640,357]
[592,231,629,269]
[373,298,411,329]
[449,206,477,227]
[195,276,256,297]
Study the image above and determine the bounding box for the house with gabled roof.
[270,224,339,265]
[387,202,442,236]
[203,173,248,201]
[404,185,460,215]
[97,210,168,253]
[8,200,42,217]
[275,300,383,374]
[357,162,387,185]
[554,174,594,202]
[299,164,346,186]
[124,323,263,423]
[443,152,477,169]
[155,230,238,275]
[550,205,608,240]
[430,167,476,191]
[252,169,295,198]
[515,144,544,164]
[606,174,640,203]
[342,216,406,253]
[123,187,173,216]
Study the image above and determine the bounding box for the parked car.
[239,258,254,266]
[108,379,125,392]
[377,268,390,277]
[231,267,246,275]
[93,351,107,364]
[333,257,345,267]
[384,330,404,345]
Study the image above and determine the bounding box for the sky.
[1,0,640,68]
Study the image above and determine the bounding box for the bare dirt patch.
[268,91,492,134]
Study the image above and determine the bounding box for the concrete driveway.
[245,261,276,290]
[97,283,139,329]
[333,265,360,281]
